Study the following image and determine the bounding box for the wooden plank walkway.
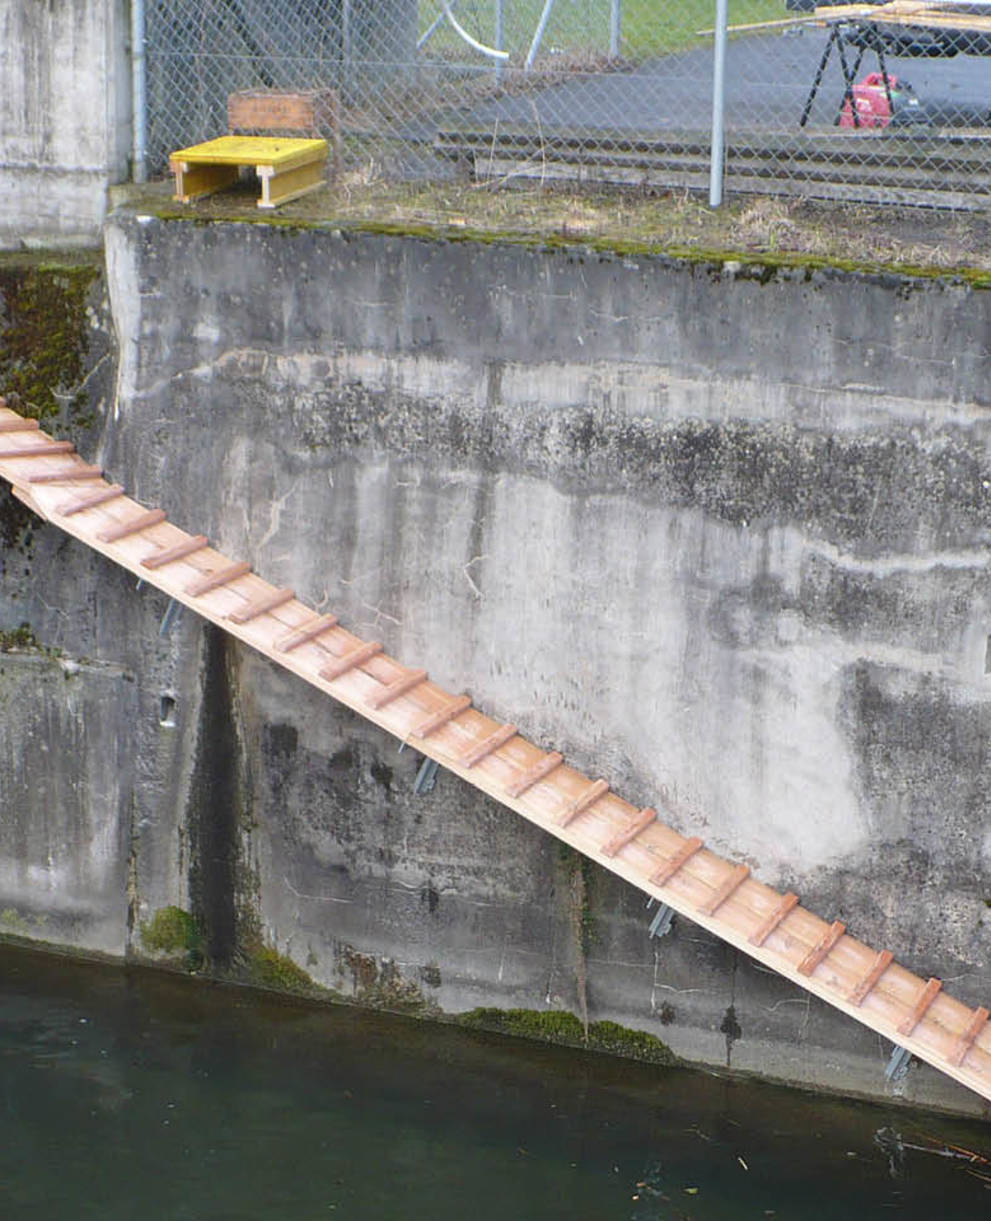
[1,400,989,1105]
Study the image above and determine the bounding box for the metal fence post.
[709,0,729,207]
[131,0,148,183]
[610,0,623,58]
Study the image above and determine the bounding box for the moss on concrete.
[0,623,62,659]
[0,262,100,421]
[0,907,37,937]
[150,207,991,288]
[246,945,317,995]
[0,623,40,652]
[458,1007,678,1065]
[0,259,102,552]
[122,172,991,289]
[139,905,203,970]
[334,942,439,1014]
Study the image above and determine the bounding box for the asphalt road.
[463,27,991,133]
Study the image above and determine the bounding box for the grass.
[123,174,991,281]
[420,0,786,62]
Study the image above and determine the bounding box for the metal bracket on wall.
[885,1043,913,1084]
[158,598,183,636]
[413,757,440,796]
[646,897,676,940]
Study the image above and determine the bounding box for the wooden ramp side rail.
[1,400,989,1105]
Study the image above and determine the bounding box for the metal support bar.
[525,0,557,69]
[648,902,676,939]
[413,757,440,796]
[877,37,893,116]
[885,1043,913,1084]
[835,32,860,128]
[800,25,840,128]
[158,598,183,636]
[418,3,452,49]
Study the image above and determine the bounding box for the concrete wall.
[3,215,991,1114]
[0,652,134,953]
[0,0,131,244]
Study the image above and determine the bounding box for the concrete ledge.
[0,167,116,246]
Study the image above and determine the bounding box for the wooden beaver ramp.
[2,400,989,1105]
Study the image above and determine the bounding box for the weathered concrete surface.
[0,0,131,244]
[0,651,133,953]
[3,216,991,1113]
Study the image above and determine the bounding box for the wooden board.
[170,136,328,170]
[815,1,991,32]
[2,399,990,1105]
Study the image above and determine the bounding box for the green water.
[0,943,988,1220]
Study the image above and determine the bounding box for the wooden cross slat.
[411,694,471,739]
[275,613,338,652]
[0,417,40,433]
[601,807,656,858]
[319,640,382,681]
[185,560,252,596]
[506,751,563,799]
[0,440,74,458]
[458,722,518,768]
[57,484,124,516]
[97,508,167,542]
[699,862,750,916]
[366,667,428,710]
[848,949,894,1006]
[949,1007,989,1067]
[898,976,943,1037]
[28,464,104,483]
[797,920,847,977]
[557,778,610,827]
[227,586,296,625]
[142,534,209,570]
[750,891,799,948]
[650,835,704,887]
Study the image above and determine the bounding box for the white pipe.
[440,0,509,59]
[131,0,148,183]
[709,0,729,207]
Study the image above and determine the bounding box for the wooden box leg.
[256,158,326,209]
[170,161,240,203]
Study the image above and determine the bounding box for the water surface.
[1,943,988,1219]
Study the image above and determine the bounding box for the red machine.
[838,72,920,128]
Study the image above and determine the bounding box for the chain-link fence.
[146,0,991,206]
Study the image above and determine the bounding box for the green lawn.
[419,0,787,62]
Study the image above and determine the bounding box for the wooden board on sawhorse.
[169,136,328,209]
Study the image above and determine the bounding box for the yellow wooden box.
[169,136,328,209]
